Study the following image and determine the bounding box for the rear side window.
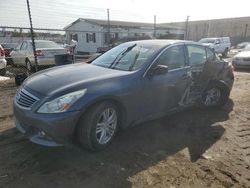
[187,45,206,65]
[15,42,22,50]
[206,47,215,61]
[157,45,186,70]
[21,42,28,50]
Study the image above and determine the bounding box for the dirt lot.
[0,71,249,188]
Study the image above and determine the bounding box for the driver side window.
[156,45,186,70]
[15,42,22,50]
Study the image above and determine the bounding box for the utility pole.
[244,24,248,41]
[26,0,38,72]
[184,16,189,40]
[107,8,111,46]
[154,15,156,38]
[207,20,211,37]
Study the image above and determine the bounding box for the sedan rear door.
[186,44,220,86]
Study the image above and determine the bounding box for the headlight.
[37,89,87,113]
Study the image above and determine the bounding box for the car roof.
[199,37,217,40]
[124,39,201,47]
[25,40,55,43]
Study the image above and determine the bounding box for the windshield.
[35,41,62,48]
[199,38,216,44]
[92,43,159,71]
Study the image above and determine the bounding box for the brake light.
[231,64,235,72]
[229,62,234,72]
[229,63,235,77]
[35,50,44,56]
[0,47,5,57]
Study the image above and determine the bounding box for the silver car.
[10,40,68,72]
[232,44,250,69]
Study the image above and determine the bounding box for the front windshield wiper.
[108,44,136,69]
[129,46,141,71]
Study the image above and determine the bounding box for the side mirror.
[151,64,168,75]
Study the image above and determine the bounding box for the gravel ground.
[0,71,249,188]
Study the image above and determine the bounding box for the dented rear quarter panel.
[196,59,234,90]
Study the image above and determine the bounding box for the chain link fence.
[0,28,184,85]
[0,0,186,85]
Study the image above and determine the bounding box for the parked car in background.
[10,40,68,72]
[232,44,250,69]
[230,42,250,56]
[235,42,250,49]
[14,40,234,150]
[1,43,17,65]
[199,37,231,57]
[0,44,7,76]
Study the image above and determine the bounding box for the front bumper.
[14,102,82,147]
[37,57,56,66]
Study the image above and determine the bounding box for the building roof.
[159,16,250,28]
[64,18,184,30]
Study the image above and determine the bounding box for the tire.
[76,101,119,151]
[15,73,27,86]
[26,60,35,73]
[6,58,14,66]
[0,68,6,76]
[201,83,229,108]
[222,48,228,58]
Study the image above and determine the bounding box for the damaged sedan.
[13,40,234,150]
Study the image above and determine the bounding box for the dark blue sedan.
[13,40,234,150]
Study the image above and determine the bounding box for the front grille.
[16,88,39,109]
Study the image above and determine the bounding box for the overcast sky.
[0,0,250,29]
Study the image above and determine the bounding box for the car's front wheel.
[76,101,119,151]
[202,83,229,108]
[0,68,6,76]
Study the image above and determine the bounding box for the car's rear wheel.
[76,101,119,151]
[26,59,35,73]
[222,48,229,58]
[0,68,6,76]
[202,83,229,108]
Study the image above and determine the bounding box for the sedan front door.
[139,44,191,119]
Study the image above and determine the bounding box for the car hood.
[23,63,132,96]
[234,51,250,58]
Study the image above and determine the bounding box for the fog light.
[38,130,46,138]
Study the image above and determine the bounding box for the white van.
[199,37,231,57]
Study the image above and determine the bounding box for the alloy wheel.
[204,88,221,106]
[95,108,117,145]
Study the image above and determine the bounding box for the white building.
[64,18,184,54]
